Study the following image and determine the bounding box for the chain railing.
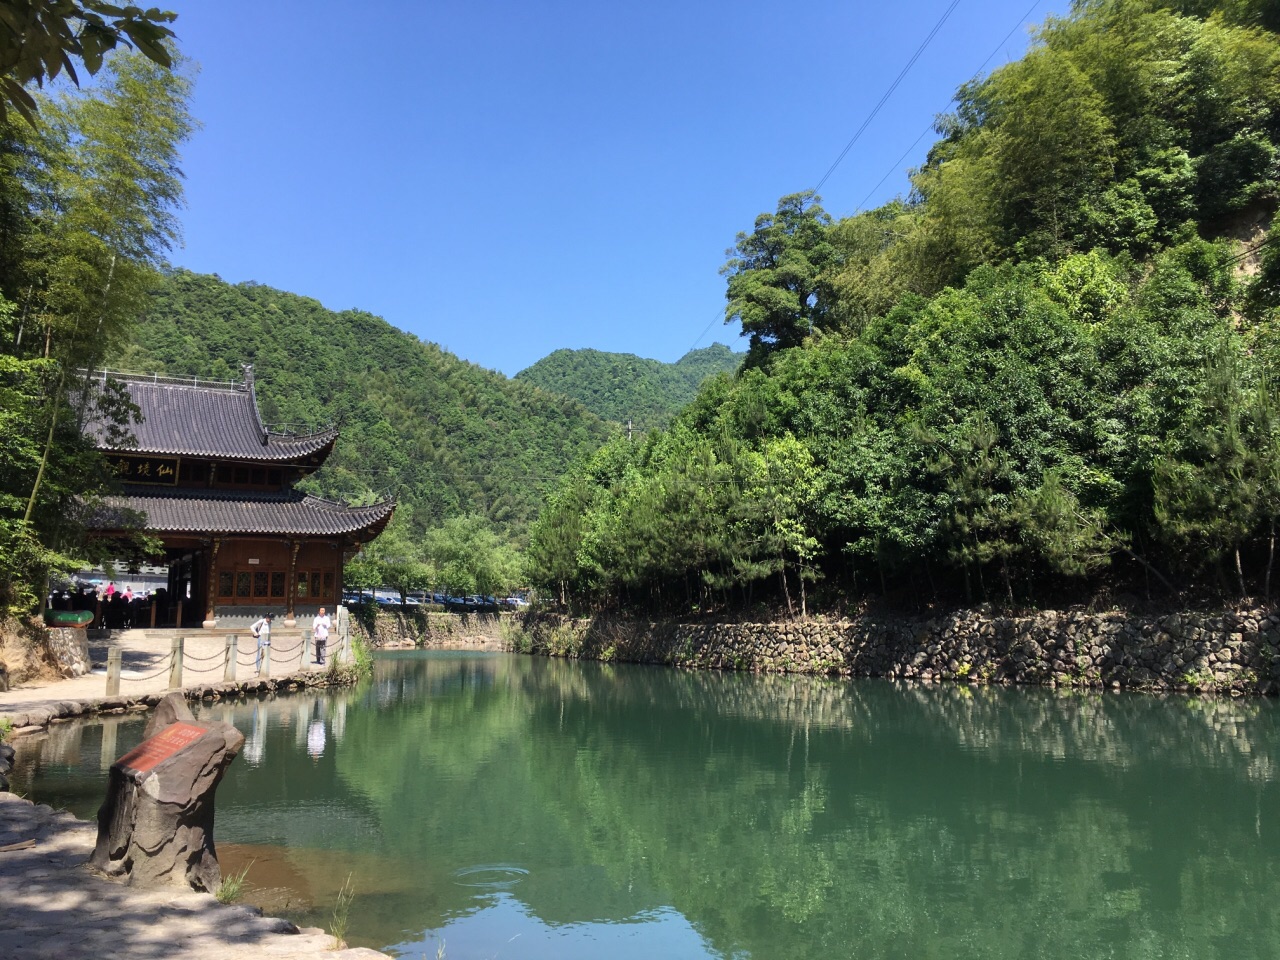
[104,618,353,696]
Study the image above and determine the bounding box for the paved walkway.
[1,630,337,728]
[0,793,388,959]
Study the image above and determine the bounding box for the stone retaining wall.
[353,609,509,649]
[515,605,1280,695]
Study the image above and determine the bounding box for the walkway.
[1,629,338,729]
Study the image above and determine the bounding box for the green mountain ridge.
[116,270,615,539]
[515,343,743,432]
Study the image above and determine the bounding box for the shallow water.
[11,651,1280,959]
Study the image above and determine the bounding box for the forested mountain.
[515,343,743,432]
[529,0,1280,614]
[116,270,614,538]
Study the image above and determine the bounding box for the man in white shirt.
[250,613,273,674]
[312,606,331,665]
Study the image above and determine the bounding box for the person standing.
[250,613,274,674]
[312,606,331,665]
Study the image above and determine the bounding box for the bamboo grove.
[528,0,1280,614]
[0,48,193,611]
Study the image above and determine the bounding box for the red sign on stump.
[116,722,207,774]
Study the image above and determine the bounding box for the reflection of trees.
[335,656,1280,960]
[14,656,1280,959]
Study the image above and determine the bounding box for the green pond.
[9,650,1280,958]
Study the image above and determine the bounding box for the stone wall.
[352,608,509,650]
[42,627,90,678]
[514,606,1280,695]
[0,617,66,687]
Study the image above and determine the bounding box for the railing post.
[299,627,308,670]
[339,604,351,665]
[261,637,271,679]
[105,649,122,697]
[224,635,237,682]
[168,637,184,690]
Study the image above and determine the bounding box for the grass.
[215,860,254,903]
[0,717,12,741]
[351,635,374,677]
[331,873,356,948]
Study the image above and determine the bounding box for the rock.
[142,691,190,739]
[90,692,245,892]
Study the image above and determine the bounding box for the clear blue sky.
[168,0,1072,377]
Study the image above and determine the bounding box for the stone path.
[0,793,388,960]
[1,630,335,729]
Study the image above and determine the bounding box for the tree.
[0,1,177,122]
[723,192,838,366]
[0,50,192,611]
[424,514,521,598]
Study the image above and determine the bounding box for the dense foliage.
[530,0,1280,613]
[514,343,743,433]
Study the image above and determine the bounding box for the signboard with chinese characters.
[115,722,207,774]
[109,455,179,485]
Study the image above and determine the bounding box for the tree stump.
[90,693,244,891]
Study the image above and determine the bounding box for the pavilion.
[84,366,394,628]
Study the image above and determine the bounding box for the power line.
[688,0,1042,354]
[688,2,964,356]
[814,0,962,194]
[853,0,1044,214]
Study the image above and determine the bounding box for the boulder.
[90,692,244,892]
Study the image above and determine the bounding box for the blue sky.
[168,0,1072,377]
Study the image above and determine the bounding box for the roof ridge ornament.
[242,364,269,446]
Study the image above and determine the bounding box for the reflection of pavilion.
[85,367,393,628]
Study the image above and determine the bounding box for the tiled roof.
[85,373,337,463]
[91,487,396,541]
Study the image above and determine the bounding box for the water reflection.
[10,653,1280,960]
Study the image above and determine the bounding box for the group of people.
[46,580,166,629]
[248,607,334,675]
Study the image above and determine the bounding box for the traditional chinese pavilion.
[85,367,394,628]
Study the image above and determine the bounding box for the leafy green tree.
[723,191,838,365]
[424,514,521,598]
[0,50,191,611]
[0,1,176,122]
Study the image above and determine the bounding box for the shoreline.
[1,668,363,738]
[0,792,390,959]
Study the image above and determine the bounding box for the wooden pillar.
[285,540,301,626]
[203,537,222,629]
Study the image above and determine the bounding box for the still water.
[10,651,1280,959]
